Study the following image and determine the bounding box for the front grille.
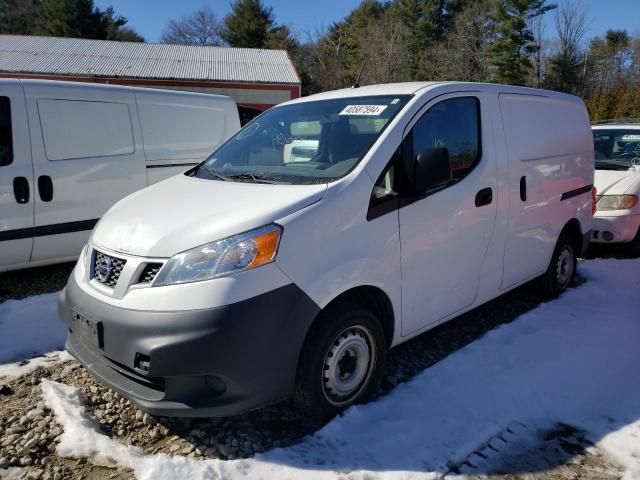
[138,263,163,284]
[93,251,126,288]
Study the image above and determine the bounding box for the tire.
[538,233,577,297]
[293,302,386,420]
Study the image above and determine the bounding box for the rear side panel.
[134,90,241,185]
[499,93,593,290]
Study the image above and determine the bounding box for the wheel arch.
[559,217,584,254]
[305,285,396,351]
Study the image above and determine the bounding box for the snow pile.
[0,293,65,364]
[0,351,73,381]
[39,258,640,479]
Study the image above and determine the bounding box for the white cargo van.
[0,79,240,272]
[59,82,595,419]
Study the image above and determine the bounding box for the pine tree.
[221,0,274,48]
[546,50,583,94]
[393,0,449,79]
[0,0,41,34]
[488,0,555,85]
[32,0,142,40]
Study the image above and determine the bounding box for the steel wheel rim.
[556,246,574,288]
[322,326,375,406]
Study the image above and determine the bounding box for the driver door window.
[368,97,481,220]
[412,97,481,182]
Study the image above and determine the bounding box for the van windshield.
[593,129,640,170]
[193,95,410,184]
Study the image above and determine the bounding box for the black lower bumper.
[58,277,320,417]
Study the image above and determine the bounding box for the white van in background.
[0,79,241,272]
[59,82,595,419]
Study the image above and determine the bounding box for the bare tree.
[360,12,410,84]
[305,25,352,92]
[161,8,222,46]
[529,13,546,87]
[546,0,589,93]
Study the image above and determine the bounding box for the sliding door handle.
[520,176,527,201]
[475,187,493,207]
[38,175,54,202]
[13,177,29,204]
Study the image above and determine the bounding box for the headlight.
[153,224,282,286]
[595,194,638,211]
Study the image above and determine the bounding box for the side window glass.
[368,146,403,220]
[412,97,481,182]
[372,147,401,204]
[0,97,13,167]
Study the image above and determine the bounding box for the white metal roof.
[0,35,300,85]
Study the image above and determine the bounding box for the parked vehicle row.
[57,82,595,419]
[0,79,242,272]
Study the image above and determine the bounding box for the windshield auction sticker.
[339,105,388,116]
[622,134,640,141]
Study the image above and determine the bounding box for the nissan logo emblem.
[95,256,113,283]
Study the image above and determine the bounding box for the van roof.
[0,77,235,102]
[280,81,584,105]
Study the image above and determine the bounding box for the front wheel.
[539,233,577,297]
[293,303,386,420]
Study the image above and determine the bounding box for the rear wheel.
[293,302,386,420]
[539,233,577,297]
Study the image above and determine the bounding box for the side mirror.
[415,147,452,194]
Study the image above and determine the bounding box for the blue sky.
[94,0,640,44]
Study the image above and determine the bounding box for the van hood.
[92,174,327,258]
[594,167,640,195]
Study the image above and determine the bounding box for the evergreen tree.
[103,6,143,42]
[393,0,450,79]
[339,0,386,77]
[221,0,274,48]
[30,0,142,40]
[488,0,555,85]
[0,0,41,34]
[546,50,583,93]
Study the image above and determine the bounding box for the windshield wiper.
[227,173,287,184]
[595,160,630,171]
[199,165,231,181]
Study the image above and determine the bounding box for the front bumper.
[592,214,640,243]
[58,274,320,417]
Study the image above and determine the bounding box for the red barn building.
[0,35,301,111]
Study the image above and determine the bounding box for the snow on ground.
[33,258,640,480]
[0,292,65,364]
[0,350,72,381]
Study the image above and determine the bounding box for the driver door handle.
[475,187,493,207]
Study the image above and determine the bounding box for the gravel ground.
[0,245,635,479]
[0,263,74,304]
